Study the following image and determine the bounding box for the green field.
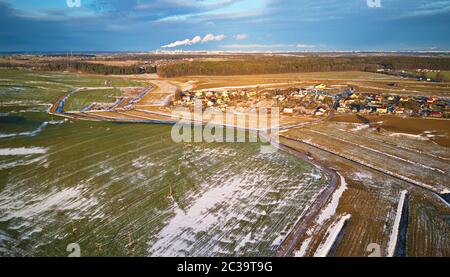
[423,71,450,81]
[64,89,121,111]
[408,70,450,82]
[0,69,145,105]
[0,69,329,256]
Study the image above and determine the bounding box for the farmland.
[64,89,121,112]
[0,69,330,256]
[0,66,449,257]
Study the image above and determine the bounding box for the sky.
[1,0,450,52]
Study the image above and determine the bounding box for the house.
[314,84,326,90]
[283,108,294,114]
[367,95,376,101]
[377,107,388,114]
[337,107,349,113]
[431,111,443,118]
[315,108,327,116]
[421,109,432,117]
[395,108,405,114]
[350,93,359,99]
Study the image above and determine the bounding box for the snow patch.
[0,156,47,170]
[353,172,373,181]
[132,156,156,169]
[0,147,48,156]
[389,132,428,141]
[316,173,348,225]
[387,190,408,257]
[295,237,312,257]
[314,214,351,257]
[350,124,370,132]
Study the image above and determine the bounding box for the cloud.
[221,43,315,48]
[235,34,248,41]
[162,33,225,48]
[296,44,315,48]
[202,34,225,43]
[2,0,450,52]
[221,44,294,49]
[220,43,318,51]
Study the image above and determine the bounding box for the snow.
[131,156,156,169]
[0,156,47,170]
[0,122,47,139]
[316,173,348,225]
[0,134,16,139]
[353,172,373,181]
[387,190,408,257]
[148,177,244,256]
[389,132,428,141]
[350,124,370,132]
[294,237,312,257]
[0,186,103,222]
[314,214,352,257]
[0,119,65,139]
[0,147,48,156]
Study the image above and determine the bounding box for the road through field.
[42,72,449,257]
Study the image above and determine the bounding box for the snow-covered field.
[0,109,329,256]
[281,121,450,257]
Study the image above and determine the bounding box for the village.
[172,84,450,119]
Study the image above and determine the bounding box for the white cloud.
[296,44,315,48]
[235,34,248,41]
[221,44,289,49]
[220,43,317,50]
[202,34,226,43]
[191,35,202,44]
[221,44,295,49]
[162,34,225,48]
[162,38,192,48]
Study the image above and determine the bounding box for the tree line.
[157,56,450,77]
[0,61,156,75]
[40,61,156,75]
[2,55,450,77]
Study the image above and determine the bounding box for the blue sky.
[1,0,450,52]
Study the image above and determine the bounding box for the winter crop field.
[0,69,330,256]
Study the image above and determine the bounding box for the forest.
[0,60,156,75]
[40,61,157,75]
[1,54,450,77]
[157,56,450,77]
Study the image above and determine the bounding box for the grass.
[64,89,121,111]
[423,71,450,82]
[407,70,450,82]
[0,69,146,105]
